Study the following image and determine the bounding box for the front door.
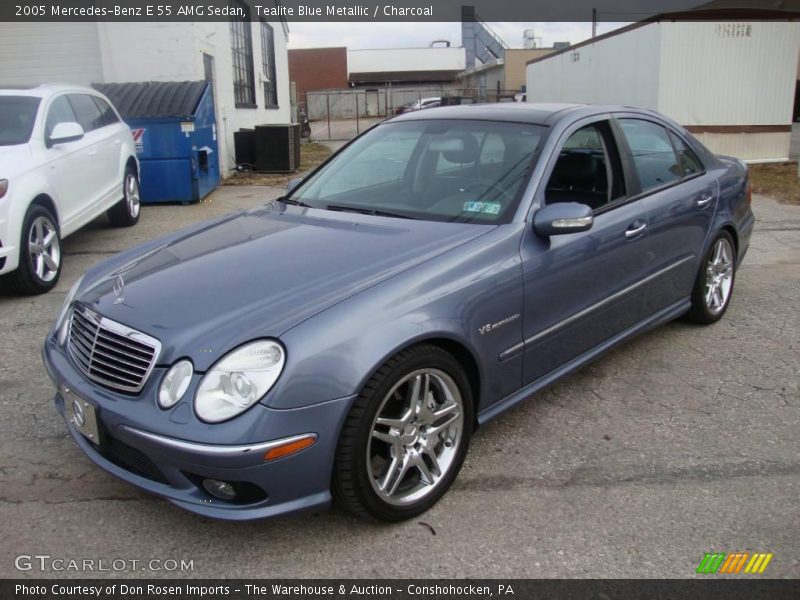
[42,94,94,227]
[519,117,653,385]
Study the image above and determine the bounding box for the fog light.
[202,478,236,501]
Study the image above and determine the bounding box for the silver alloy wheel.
[367,368,464,506]
[125,172,141,219]
[705,237,734,314]
[28,215,60,283]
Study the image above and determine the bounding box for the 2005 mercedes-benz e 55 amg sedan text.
[43,103,754,521]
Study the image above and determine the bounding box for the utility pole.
[592,8,597,38]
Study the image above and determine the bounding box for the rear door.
[90,95,126,200]
[66,94,110,216]
[614,117,718,313]
[519,116,653,385]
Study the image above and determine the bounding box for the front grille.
[67,304,160,394]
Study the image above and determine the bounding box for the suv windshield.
[290,119,546,223]
[0,96,41,145]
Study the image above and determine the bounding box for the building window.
[230,2,256,108]
[261,21,278,108]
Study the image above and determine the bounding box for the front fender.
[264,225,527,413]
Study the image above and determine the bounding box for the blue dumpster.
[93,81,219,204]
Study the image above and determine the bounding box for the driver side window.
[545,121,625,211]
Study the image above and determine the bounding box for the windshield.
[289,119,546,223]
[0,96,40,146]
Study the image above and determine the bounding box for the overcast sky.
[286,22,631,50]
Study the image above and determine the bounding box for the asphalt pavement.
[1,188,798,579]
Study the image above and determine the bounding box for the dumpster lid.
[92,81,207,119]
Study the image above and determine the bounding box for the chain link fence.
[303,87,521,141]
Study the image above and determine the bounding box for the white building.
[0,15,292,175]
[347,46,466,84]
[525,16,800,162]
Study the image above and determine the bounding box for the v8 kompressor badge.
[479,314,520,335]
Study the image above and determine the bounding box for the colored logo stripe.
[719,552,749,573]
[697,552,773,574]
[697,553,726,574]
[744,553,774,574]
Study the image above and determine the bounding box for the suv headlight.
[55,275,84,345]
[194,340,285,423]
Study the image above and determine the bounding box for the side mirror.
[48,122,84,147]
[533,202,594,236]
[286,177,303,194]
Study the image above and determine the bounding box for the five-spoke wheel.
[108,167,141,227]
[10,205,62,294]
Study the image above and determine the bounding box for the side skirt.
[477,298,691,426]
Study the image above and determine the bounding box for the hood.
[0,144,32,177]
[77,203,493,369]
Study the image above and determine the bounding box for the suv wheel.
[10,205,61,294]
[108,167,141,227]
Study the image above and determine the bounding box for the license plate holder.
[62,386,101,445]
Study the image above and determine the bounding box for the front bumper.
[43,334,355,520]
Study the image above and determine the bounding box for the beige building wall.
[504,48,554,92]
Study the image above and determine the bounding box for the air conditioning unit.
[254,124,301,173]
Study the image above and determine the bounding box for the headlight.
[158,360,194,409]
[194,340,285,423]
[55,275,84,345]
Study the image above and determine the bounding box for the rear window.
[92,96,120,128]
[67,94,104,132]
[0,96,40,145]
[618,119,682,192]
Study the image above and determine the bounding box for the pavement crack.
[453,459,800,492]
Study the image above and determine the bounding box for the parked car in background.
[44,103,753,522]
[0,84,140,294]
[394,97,441,115]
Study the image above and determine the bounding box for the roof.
[390,102,589,125]
[0,83,101,98]
[91,81,208,118]
[526,5,800,67]
[349,70,462,84]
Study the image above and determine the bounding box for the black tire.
[685,230,737,325]
[333,344,474,522]
[107,166,141,227]
[9,204,62,295]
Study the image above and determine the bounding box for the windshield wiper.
[276,196,313,208]
[325,204,416,220]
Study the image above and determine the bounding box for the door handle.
[88,149,98,157]
[696,192,714,208]
[625,222,647,239]
[113,140,121,146]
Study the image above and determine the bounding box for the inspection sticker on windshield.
[463,201,501,215]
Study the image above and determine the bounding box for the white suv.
[0,84,140,294]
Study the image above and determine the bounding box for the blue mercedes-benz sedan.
[43,103,754,521]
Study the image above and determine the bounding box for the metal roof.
[91,81,208,118]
